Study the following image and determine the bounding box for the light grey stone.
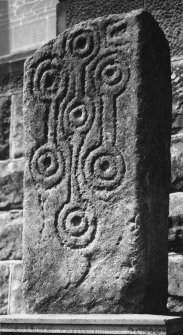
[167,296,183,315]
[0,262,10,315]
[0,159,24,210]
[0,211,23,260]
[169,193,183,253]
[171,59,183,134]
[10,93,24,159]
[171,134,183,192]
[9,261,26,314]
[168,253,183,297]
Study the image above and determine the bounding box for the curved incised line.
[77,96,103,195]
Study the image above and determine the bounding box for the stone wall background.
[0,0,183,315]
[0,0,57,57]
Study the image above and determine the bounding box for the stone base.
[0,315,183,334]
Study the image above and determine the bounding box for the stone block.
[171,134,183,192]
[0,211,23,260]
[47,14,57,41]
[23,10,171,313]
[0,262,10,315]
[56,1,66,35]
[62,0,143,28]
[13,19,48,53]
[171,59,183,134]
[0,60,24,95]
[167,296,183,315]
[0,159,24,210]
[0,2,9,56]
[0,95,11,160]
[168,253,183,297]
[169,193,183,253]
[10,93,24,159]
[0,25,10,57]
[146,0,183,57]
[32,0,57,13]
[0,1,8,17]
[9,261,26,314]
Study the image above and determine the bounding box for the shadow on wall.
[0,1,10,56]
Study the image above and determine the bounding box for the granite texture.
[10,93,24,159]
[171,134,183,192]
[168,253,183,298]
[169,193,183,253]
[0,159,24,210]
[64,0,143,27]
[171,59,183,135]
[23,10,171,314]
[0,211,23,260]
[0,59,24,95]
[9,261,25,314]
[0,262,10,315]
[0,95,11,160]
[167,296,183,316]
[146,0,183,57]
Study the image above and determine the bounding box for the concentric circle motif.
[68,27,97,60]
[57,204,96,249]
[31,143,64,189]
[94,53,129,94]
[84,146,126,191]
[63,98,94,134]
[33,59,60,100]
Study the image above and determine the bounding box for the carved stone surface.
[23,10,171,313]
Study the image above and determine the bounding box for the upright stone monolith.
[23,9,172,314]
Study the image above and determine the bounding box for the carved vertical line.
[101,95,105,145]
[57,74,76,144]
[113,95,117,146]
[43,105,50,142]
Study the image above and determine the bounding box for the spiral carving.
[84,146,126,191]
[86,51,129,97]
[57,204,96,249]
[63,98,94,135]
[33,59,60,100]
[31,144,65,189]
[95,53,129,94]
[67,27,98,60]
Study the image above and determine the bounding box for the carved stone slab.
[23,9,172,313]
